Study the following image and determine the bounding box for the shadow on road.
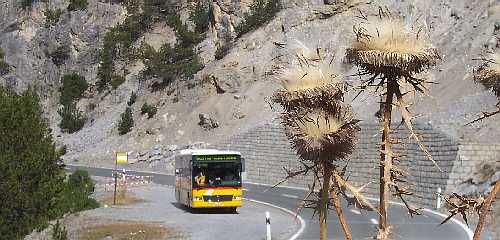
[170,202,239,215]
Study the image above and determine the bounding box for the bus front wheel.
[228,207,237,214]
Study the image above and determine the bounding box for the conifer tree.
[0,87,65,239]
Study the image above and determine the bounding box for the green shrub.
[110,74,126,89]
[97,2,206,91]
[127,91,137,106]
[58,103,86,133]
[60,73,88,106]
[50,45,70,66]
[141,43,203,86]
[0,49,8,75]
[118,107,134,135]
[0,61,9,76]
[45,9,63,27]
[88,103,96,111]
[51,220,68,240]
[215,34,233,60]
[235,0,281,37]
[167,14,204,47]
[56,145,67,156]
[140,103,157,119]
[96,47,114,92]
[67,0,88,11]
[96,6,151,92]
[54,170,99,215]
[190,1,211,33]
[0,87,65,239]
[20,0,35,9]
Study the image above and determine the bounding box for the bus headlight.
[233,195,242,201]
[193,196,203,201]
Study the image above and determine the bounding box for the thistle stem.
[319,160,332,240]
[378,80,396,239]
[473,179,500,240]
[333,190,353,240]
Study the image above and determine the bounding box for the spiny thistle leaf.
[334,173,378,212]
[394,89,442,172]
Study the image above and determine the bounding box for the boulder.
[198,113,219,130]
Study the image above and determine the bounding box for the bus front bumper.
[191,200,242,208]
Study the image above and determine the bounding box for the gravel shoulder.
[27,177,301,240]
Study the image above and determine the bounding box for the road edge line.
[365,196,474,240]
[246,181,473,240]
[243,198,306,240]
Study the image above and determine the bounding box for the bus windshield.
[193,161,241,188]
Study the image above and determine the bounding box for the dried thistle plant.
[443,49,500,240]
[270,41,369,240]
[282,102,359,162]
[469,50,500,124]
[345,8,441,239]
[475,51,500,97]
[273,44,346,111]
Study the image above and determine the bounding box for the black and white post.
[436,187,442,209]
[266,211,271,240]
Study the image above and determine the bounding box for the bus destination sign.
[195,155,239,161]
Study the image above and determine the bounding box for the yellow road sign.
[116,153,128,164]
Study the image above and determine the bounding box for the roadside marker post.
[436,187,442,209]
[113,152,128,205]
[266,211,271,240]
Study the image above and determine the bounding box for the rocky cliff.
[0,0,499,169]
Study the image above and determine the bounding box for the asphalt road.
[66,165,472,240]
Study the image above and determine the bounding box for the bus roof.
[178,149,241,156]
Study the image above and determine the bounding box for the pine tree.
[0,87,65,239]
[118,107,134,135]
[58,103,86,133]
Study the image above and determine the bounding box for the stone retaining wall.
[214,120,498,209]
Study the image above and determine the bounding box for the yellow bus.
[174,149,243,212]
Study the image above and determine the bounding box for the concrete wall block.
[212,120,497,209]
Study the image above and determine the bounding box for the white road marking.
[244,198,306,240]
[370,218,379,225]
[349,209,361,215]
[281,194,300,199]
[242,188,249,191]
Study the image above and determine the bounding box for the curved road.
[66,165,472,240]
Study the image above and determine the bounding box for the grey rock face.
[198,113,219,130]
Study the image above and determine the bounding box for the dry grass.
[99,191,145,206]
[79,222,183,240]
